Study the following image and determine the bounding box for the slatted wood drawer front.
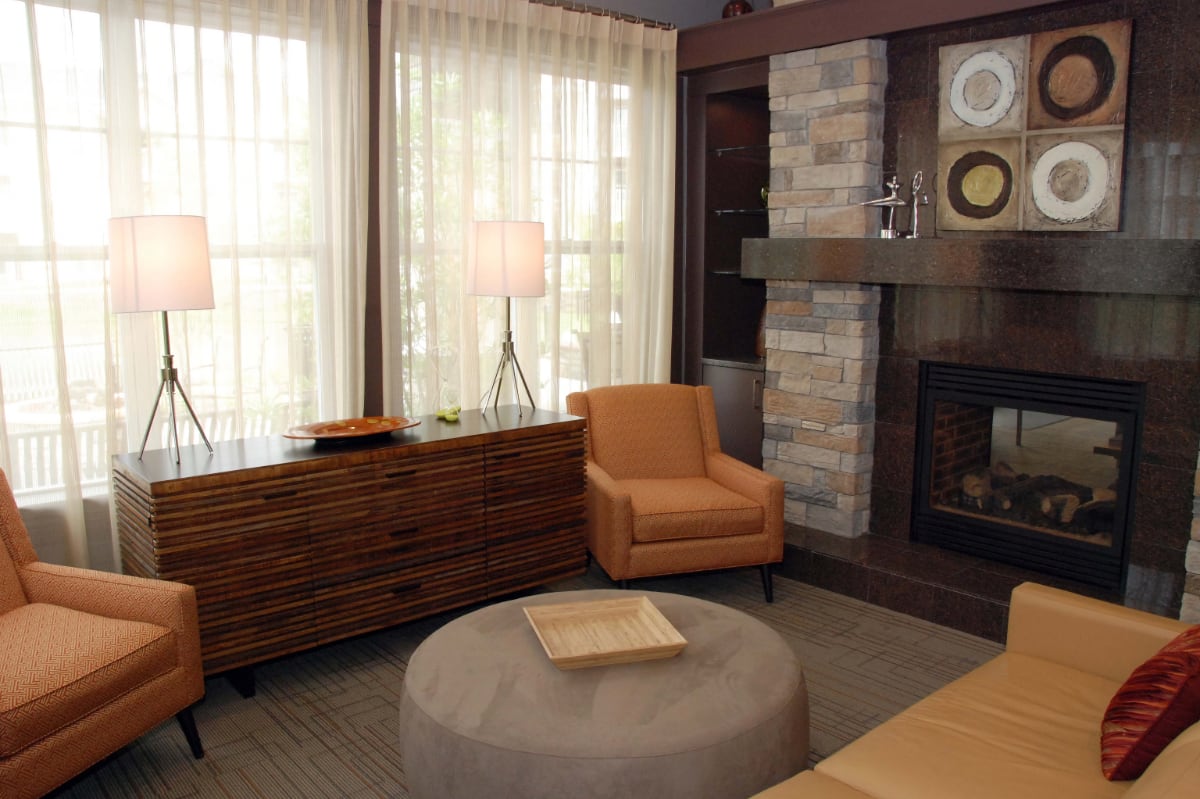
[485,428,587,596]
[127,471,317,675]
[308,448,488,643]
[113,409,587,679]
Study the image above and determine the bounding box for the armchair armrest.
[1006,582,1189,683]
[584,461,634,574]
[706,453,781,505]
[706,453,785,556]
[21,562,203,676]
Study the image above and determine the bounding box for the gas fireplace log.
[1073,498,1116,534]
[957,469,1116,532]
[1047,494,1082,524]
[958,462,1025,511]
[991,479,1051,524]
[995,475,1105,507]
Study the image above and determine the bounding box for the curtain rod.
[529,0,676,30]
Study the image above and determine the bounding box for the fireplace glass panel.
[913,361,1143,590]
[930,401,1122,550]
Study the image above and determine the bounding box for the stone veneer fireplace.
[748,236,1199,626]
[740,4,1200,626]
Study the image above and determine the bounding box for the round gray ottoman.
[399,589,809,799]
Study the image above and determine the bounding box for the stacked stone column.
[763,40,886,537]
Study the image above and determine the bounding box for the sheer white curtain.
[378,0,676,415]
[0,0,367,567]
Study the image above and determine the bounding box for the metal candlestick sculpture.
[861,176,907,238]
[862,172,930,238]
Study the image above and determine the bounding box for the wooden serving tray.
[523,596,687,670]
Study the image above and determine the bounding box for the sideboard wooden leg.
[225,667,256,698]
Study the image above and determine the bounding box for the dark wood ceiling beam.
[678,0,1072,73]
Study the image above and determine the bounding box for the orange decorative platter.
[283,416,421,440]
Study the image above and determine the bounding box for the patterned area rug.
[54,568,1001,798]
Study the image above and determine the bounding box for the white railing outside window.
[0,0,366,566]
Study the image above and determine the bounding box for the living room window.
[0,0,366,560]
[379,0,676,414]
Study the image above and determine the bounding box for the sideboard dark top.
[113,406,584,491]
[741,238,1200,298]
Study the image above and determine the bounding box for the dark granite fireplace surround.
[770,0,1200,641]
[783,282,1199,641]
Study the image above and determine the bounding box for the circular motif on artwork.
[947,150,1014,219]
[1030,141,1109,222]
[950,51,1017,128]
[1037,35,1116,121]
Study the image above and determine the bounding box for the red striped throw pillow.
[1101,625,1200,780]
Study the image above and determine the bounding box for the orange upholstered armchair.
[566,384,785,601]
[0,469,205,798]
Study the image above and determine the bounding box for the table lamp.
[467,221,545,413]
[109,214,215,462]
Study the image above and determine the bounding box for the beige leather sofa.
[753,582,1200,799]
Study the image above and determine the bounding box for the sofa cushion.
[750,768,875,798]
[815,652,1130,799]
[1101,625,1200,780]
[622,478,763,543]
[0,603,177,757]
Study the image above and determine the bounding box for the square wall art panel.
[937,137,1023,232]
[937,19,1131,232]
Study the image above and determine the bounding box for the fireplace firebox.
[912,362,1144,590]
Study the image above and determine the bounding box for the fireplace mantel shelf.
[742,238,1200,298]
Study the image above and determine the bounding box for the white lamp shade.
[467,221,546,298]
[109,215,215,313]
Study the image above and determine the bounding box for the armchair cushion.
[0,554,23,616]
[625,478,764,543]
[0,491,28,615]
[0,603,177,758]
[582,384,709,479]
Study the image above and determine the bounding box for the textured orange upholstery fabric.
[0,603,176,757]
[0,480,29,615]
[579,384,709,479]
[566,384,784,584]
[0,469,205,799]
[625,478,764,542]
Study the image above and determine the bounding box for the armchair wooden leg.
[176,707,204,759]
[760,564,774,603]
[618,579,629,589]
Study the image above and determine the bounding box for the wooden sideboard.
[112,407,586,677]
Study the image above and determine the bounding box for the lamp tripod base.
[482,329,535,415]
[137,358,213,463]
